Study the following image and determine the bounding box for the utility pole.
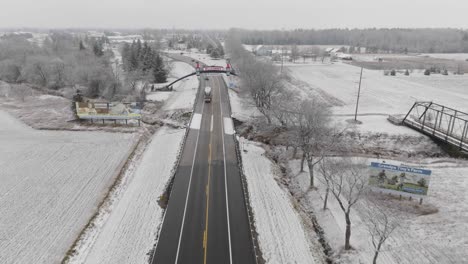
[354,67,363,122]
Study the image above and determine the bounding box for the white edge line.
[219,74,259,264]
[150,69,203,264]
[174,100,205,264]
[217,77,233,264]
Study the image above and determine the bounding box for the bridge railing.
[402,101,468,151]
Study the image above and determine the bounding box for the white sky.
[1,0,468,29]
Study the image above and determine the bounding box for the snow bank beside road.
[0,110,136,264]
[69,127,185,264]
[228,89,262,123]
[241,139,323,264]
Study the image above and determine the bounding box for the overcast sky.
[1,0,468,29]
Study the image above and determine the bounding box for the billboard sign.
[368,162,431,196]
[76,102,142,120]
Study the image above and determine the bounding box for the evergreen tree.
[136,39,142,59]
[121,42,131,70]
[93,41,103,57]
[210,48,220,58]
[141,42,155,72]
[79,40,86,50]
[206,44,214,54]
[128,40,139,70]
[152,53,167,83]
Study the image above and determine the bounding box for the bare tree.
[328,158,368,250]
[49,58,67,89]
[270,88,296,128]
[290,44,300,63]
[241,59,283,124]
[14,85,32,102]
[288,99,334,188]
[317,157,341,210]
[0,59,22,83]
[23,56,50,87]
[362,194,402,264]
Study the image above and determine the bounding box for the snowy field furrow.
[70,127,185,264]
[0,110,136,264]
[241,139,322,264]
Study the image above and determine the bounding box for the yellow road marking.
[204,88,215,264]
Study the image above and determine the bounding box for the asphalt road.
[151,73,256,264]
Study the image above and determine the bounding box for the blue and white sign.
[369,162,431,196]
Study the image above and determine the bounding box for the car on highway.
[205,76,209,81]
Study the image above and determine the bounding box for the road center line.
[174,97,205,264]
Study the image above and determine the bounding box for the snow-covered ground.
[67,59,199,263]
[419,53,468,61]
[68,127,185,264]
[288,62,468,115]
[0,110,137,264]
[0,84,75,129]
[166,49,227,67]
[352,53,416,62]
[289,157,468,264]
[146,61,198,112]
[228,88,262,122]
[240,139,325,264]
[287,62,468,134]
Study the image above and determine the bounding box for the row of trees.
[238,28,468,53]
[226,29,401,263]
[0,32,117,99]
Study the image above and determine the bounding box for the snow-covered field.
[0,83,75,129]
[288,62,468,115]
[240,139,325,264]
[68,127,185,264]
[420,53,468,61]
[0,110,137,264]
[289,158,468,264]
[352,53,416,62]
[287,62,468,134]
